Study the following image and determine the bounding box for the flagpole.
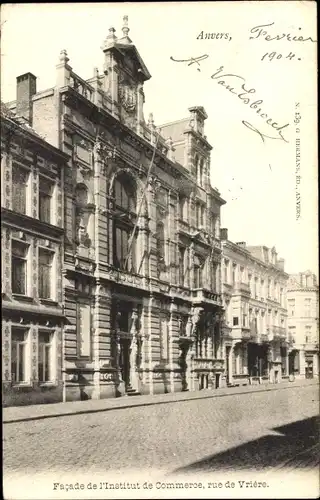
[123,129,161,271]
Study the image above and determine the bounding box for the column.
[243,343,248,375]
[285,348,289,377]
[313,353,319,378]
[148,295,154,395]
[299,350,306,378]
[168,301,175,393]
[129,309,139,392]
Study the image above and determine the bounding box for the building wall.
[287,271,319,378]
[1,110,67,406]
[221,238,289,385]
[23,35,226,400]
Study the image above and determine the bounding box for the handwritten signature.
[249,22,317,42]
[170,55,289,143]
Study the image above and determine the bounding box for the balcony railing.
[267,325,287,341]
[191,288,221,304]
[69,71,94,102]
[233,282,251,295]
[193,358,224,371]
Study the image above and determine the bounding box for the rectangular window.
[11,239,28,295]
[39,177,53,223]
[39,248,53,299]
[288,299,295,316]
[242,314,247,327]
[38,331,53,382]
[12,165,28,214]
[224,261,228,283]
[178,246,185,286]
[305,325,312,343]
[195,203,205,228]
[233,316,239,326]
[304,298,311,317]
[114,226,130,270]
[11,328,28,383]
[232,265,236,285]
[193,255,203,288]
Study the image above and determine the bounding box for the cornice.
[1,209,64,240]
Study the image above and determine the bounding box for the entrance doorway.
[215,373,220,389]
[199,374,209,390]
[119,338,131,390]
[225,346,231,384]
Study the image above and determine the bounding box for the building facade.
[1,103,68,406]
[287,271,319,379]
[4,17,226,403]
[221,229,290,386]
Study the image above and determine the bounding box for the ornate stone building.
[5,17,226,401]
[287,271,319,378]
[1,102,68,406]
[221,229,290,386]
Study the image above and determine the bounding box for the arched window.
[113,174,136,272]
[114,173,136,213]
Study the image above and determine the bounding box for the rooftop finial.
[122,15,130,37]
[59,49,69,64]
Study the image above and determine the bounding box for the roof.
[160,119,189,143]
[1,101,69,161]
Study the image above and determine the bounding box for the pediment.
[115,43,151,81]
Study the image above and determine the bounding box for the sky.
[1,2,318,276]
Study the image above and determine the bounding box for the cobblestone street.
[4,384,319,483]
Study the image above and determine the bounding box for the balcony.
[177,218,191,235]
[231,326,251,341]
[267,325,287,341]
[191,288,221,305]
[233,282,251,296]
[193,358,224,372]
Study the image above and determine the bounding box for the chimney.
[16,73,37,125]
[236,241,246,248]
[220,228,228,240]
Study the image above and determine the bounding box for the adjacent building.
[4,16,226,403]
[221,229,290,386]
[1,102,68,406]
[287,271,319,378]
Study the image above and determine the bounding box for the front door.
[119,339,131,389]
[225,346,231,383]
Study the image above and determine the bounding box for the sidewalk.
[3,378,318,424]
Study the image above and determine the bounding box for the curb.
[3,381,318,424]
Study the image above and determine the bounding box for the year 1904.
[261,51,298,62]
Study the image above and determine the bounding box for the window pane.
[12,240,28,258]
[18,344,25,382]
[11,342,17,382]
[12,257,26,294]
[45,345,51,381]
[39,177,53,195]
[39,194,51,223]
[39,250,52,299]
[12,167,28,214]
[38,344,44,382]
